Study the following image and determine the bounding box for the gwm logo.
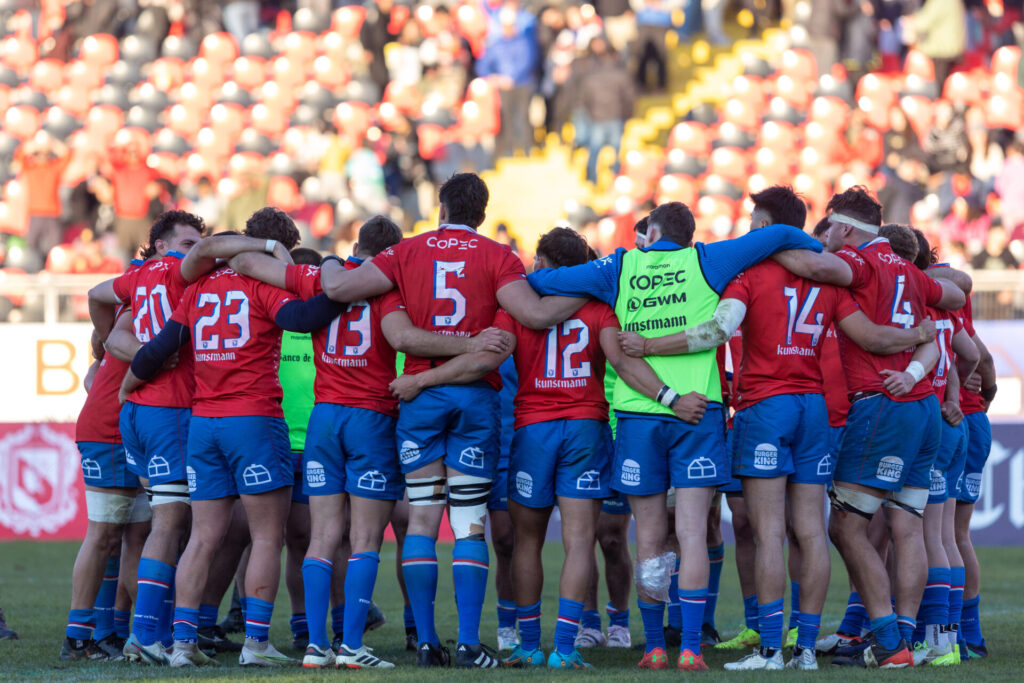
[0,424,79,537]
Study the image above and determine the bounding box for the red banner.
[0,423,87,540]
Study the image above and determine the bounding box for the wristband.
[655,385,670,404]
[980,385,997,402]
[660,388,680,408]
[264,239,277,254]
[905,360,925,383]
[668,393,681,409]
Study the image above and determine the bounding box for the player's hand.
[941,400,964,426]
[91,328,105,361]
[468,327,511,354]
[389,374,425,402]
[672,392,707,425]
[963,372,983,394]
[162,352,179,371]
[880,369,916,397]
[118,384,130,405]
[914,317,937,343]
[618,331,648,357]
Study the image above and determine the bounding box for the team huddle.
[62,172,998,672]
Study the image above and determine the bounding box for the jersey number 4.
[194,291,251,350]
[783,286,825,346]
[544,318,591,379]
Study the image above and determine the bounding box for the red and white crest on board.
[0,424,79,537]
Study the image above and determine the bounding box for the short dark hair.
[879,224,919,263]
[910,227,937,270]
[634,215,649,234]
[438,173,488,228]
[245,207,300,249]
[586,246,598,261]
[811,216,830,237]
[826,186,882,227]
[536,227,589,268]
[290,247,322,266]
[357,215,403,256]
[648,202,696,245]
[750,185,807,229]
[140,210,206,259]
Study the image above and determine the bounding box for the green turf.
[1,541,1021,681]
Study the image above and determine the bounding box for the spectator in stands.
[874,0,909,72]
[971,223,1020,270]
[596,0,636,53]
[703,0,730,45]
[220,0,261,45]
[362,0,400,95]
[577,36,635,184]
[925,100,970,174]
[808,0,858,74]
[223,172,268,231]
[882,105,922,169]
[476,6,539,157]
[102,139,157,256]
[842,1,875,81]
[15,131,69,267]
[904,0,966,87]
[632,0,676,91]
[879,154,928,225]
[190,176,224,228]
[540,28,576,138]
[995,140,1024,235]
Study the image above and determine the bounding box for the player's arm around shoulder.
[319,254,393,303]
[379,309,513,358]
[104,307,143,362]
[770,249,854,287]
[227,251,291,290]
[180,233,292,282]
[87,276,125,340]
[618,297,747,358]
[388,330,517,402]
[497,279,588,330]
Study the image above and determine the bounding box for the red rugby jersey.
[929,306,964,402]
[372,225,526,390]
[722,260,859,411]
[948,295,986,415]
[76,309,132,444]
[170,267,293,418]
[494,301,618,429]
[834,238,943,402]
[112,252,194,408]
[286,259,401,416]
[819,327,850,427]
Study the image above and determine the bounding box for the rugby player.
[492,356,520,652]
[771,187,966,668]
[315,173,584,668]
[120,208,340,667]
[525,201,825,670]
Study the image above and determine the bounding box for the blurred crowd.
[0,0,1020,300]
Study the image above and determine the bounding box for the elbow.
[388,331,413,354]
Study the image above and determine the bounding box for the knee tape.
[147,482,190,507]
[85,491,135,524]
[829,485,883,520]
[129,491,152,523]
[406,476,447,507]
[884,486,927,517]
[448,474,491,539]
[635,552,676,602]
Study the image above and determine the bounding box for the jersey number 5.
[433,260,466,327]
[544,318,591,379]
[194,291,251,351]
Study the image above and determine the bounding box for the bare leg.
[627,492,669,602]
[489,509,516,607]
[742,477,787,605]
[285,500,311,626]
[200,500,249,611]
[788,483,829,618]
[174,498,236,611]
[827,482,890,620]
[557,498,601,601]
[597,511,632,611]
[508,501,552,606]
[120,516,151,605]
[888,493,928,622]
[954,502,980,600]
[729,496,758,601]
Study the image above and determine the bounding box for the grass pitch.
[0,541,1021,681]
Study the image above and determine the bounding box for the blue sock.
[172,606,199,643]
[157,567,176,648]
[758,598,785,650]
[290,613,308,639]
[796,613,820,651]
[679,589,707,653]
[198,604,219,630]
[403,603,416,631]
[788,580,800,631]
[606,602,629,628]
[961,595,982,645]
[667,558,681,629]
[555,598,584,655]
[113,609,130,639]
[66,608,94,641]
[581,609,601,631]
[452,538,489,646]
[838,591,867,635]
[742,594,759,632]
[869,613,900,650]
[896,615,915,644]
[912,606,926,646]
[948,567,965,637]
[402,534,439,646]
[639,600,666,652]
[133,558,173,645]
[92,556,119,640]
[245,597,274,642]
[922,567,951,630]
[331,605,345,638]
[518,601,542,651]
[497,599,517,630]
[301,556,333,648]
[705,543,724,628]
[342,552,380,650]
